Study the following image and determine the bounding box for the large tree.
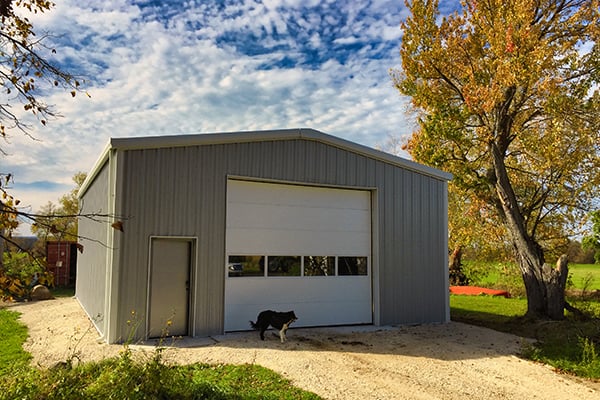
[393,0,600,319]
[0,0,83,264]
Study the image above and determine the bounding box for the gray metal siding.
[76,161,110,336]
[111,138,448,341]
[376,169,448,325]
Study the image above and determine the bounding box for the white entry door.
[148,238,191,338]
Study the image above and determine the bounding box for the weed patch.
[0,352,321,400]
[0,307,321,400]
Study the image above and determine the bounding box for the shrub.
[0,253,53,301]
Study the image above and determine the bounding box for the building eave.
[86,128,452,184]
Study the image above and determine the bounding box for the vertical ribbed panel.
[88,139,448,341]
[77,162,110,336]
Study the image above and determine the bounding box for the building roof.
[80,128,452,197]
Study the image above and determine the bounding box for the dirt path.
[7,297,599,399]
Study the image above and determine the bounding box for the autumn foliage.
[394,0,599,319]
[0,252,53,301]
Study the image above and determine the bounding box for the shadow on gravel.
[138,322,531,362]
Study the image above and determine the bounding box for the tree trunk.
[519,253,569,319]
[448,246,469,285]
[544,255,569,319]
[490,142,569,320]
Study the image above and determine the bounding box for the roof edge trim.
[78,141,112,199]
[102,128,451,181]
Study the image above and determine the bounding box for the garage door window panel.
[227,255,264,277]
[267,256,301,277]
[338,256,368,276]
[304,256,335,276]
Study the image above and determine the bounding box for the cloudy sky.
[3,0,457,234]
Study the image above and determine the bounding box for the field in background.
[462,261,600,294]
[570,264,600,291]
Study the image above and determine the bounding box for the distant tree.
[59,172,86,218]
[582,211,600,264]
[31,172,86,242]
[566,240,595,264]
[393,0,600,319]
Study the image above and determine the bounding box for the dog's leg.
[279,322,290,343]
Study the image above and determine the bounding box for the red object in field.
[450,286,510,298]
[46,241,78,287]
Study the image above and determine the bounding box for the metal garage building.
[76,128,452,343]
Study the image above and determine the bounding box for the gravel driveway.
[8,297,599,399]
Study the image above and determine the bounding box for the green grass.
[451,295,600,379]
[462,260,524,295]
[450,294,528,332]
[51,287,76,298]
[0,355,321,400]
[0,309,31,375]
[569,264,600,291]
[0,308,322,400]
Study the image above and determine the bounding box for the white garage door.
[224,179,372,331]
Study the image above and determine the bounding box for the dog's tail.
[249,320,258,330]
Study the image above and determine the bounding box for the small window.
[267,256,301,277]
[304,256,335,276]
[338,256,368,276]
[227,255,264,277]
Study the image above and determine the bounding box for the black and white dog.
[250,310,298,343]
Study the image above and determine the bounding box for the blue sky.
[3,0,456,233]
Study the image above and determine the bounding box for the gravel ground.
[7,297,600,400]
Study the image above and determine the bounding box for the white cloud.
[334,36,360,45]
[4,0,419,235]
